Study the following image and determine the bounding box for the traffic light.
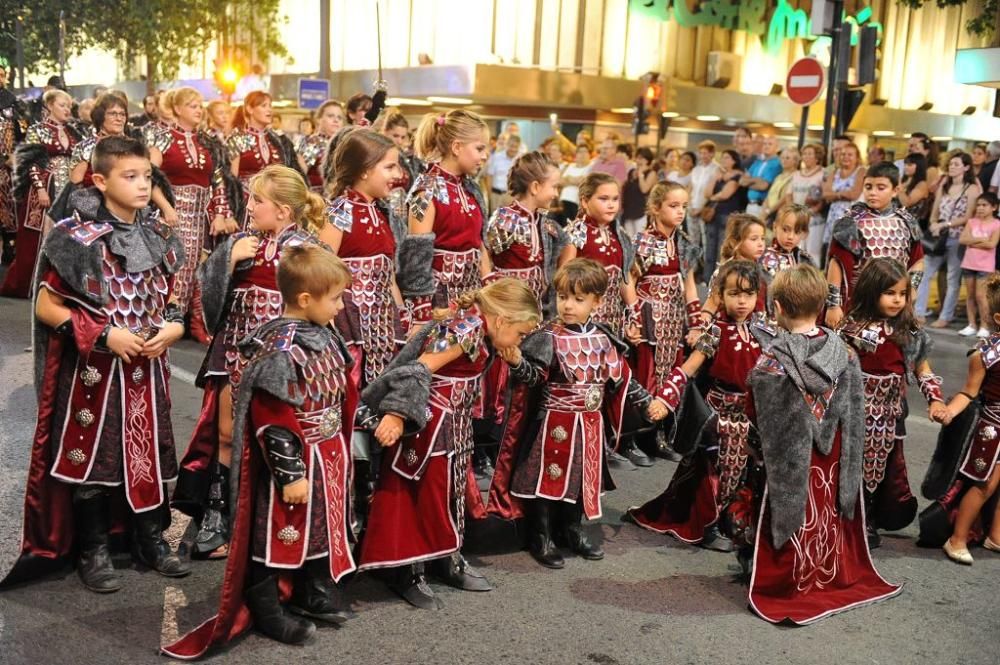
[633,95,649,136]
[858,25,879,85]
[214,61,240,97]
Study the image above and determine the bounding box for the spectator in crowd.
[985,140,1000,193]
[701,149,746,280]
[500,121,528,156]
[271,111,284,135]
[741,133,781,217]
[484,133,521,212]
[76,98,95,131]
[688,140,721,250]
[917,151,982,327]
[205,99,232,141]
[617,142,635,171]
[665,151,695,189]
[658,148,679,181]
[971,142,992,191]
[296,116,315,142]
[130,93,158,127]
[868,144,886,167]
[822,140,865,246]
[787,143,826,258]
[762,146,799,223]
[234,63,269,101]
[557,144,592,224]
[622,146,658,237]
[590,137,629,186]
[895,132,941,191]
[825,134,851,176]
[734,126,756,170]
[898,153,931,231]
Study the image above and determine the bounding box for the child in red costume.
[162,246,358,658]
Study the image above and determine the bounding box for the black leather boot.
[528,500,564,569]
[621,438,654,467]
[192,462,230,559]
[431,552,493,591]
[75,489,122,593]
[700,524,734,553]
[133,508,191,578]
[289,560,356,624]
[246,571,316,644]
[390,562,442,610]
[562,502,604,560]
[865,493,881,549]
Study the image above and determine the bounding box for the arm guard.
[261,426,306,487]
[918,372,944,405]
[625,300,642,332]
[694,321,721,357]
[825,284,843,309]
[910,269,923,291]
[656,365,689,412]
[685,299,702,329]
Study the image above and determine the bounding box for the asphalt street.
[0,291,998,665]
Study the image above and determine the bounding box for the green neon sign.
[631,0,881,55]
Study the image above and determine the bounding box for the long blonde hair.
[414,109,487,161]
[249,165,327,236]
[434,278,541,326]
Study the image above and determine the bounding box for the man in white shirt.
[688,140,720,249]
[484,134,521,213]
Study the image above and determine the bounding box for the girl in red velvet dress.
[932,273,1000,565]
[227,91,300,227]
[358,280,540,610]
[173,165,331,560]
[1,89,80,298]
[297,100,343,193]
[397,109,491,332]
[839,258,946,549]
[688,214,767,344]
[324,127,405,533]
[559,172,632,336]
[627,260,764,552]
[149,87,238,345]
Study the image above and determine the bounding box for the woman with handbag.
[701,149,745,281]
[915,151,982,327]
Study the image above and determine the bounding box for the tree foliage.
[0,0,289,88]
[898,0,1000,38]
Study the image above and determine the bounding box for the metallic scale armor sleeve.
[260,425,307,487]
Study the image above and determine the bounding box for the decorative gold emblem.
[975,457,988,473]
[550,426,568,443]
[75,408,95,427]
[318,409,342,437]
[67,448,87,465]
[277,525,301,545]
[405,447,419,466]
[546,463,563,480]
[982,425,997,440]
[131,366,145,384]
[585,385,602,411]
[80,365,102,387]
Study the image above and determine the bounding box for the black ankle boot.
[621,438,654,467]
[390,562,442,610]
[430,552,493,591]
[562,503,604,560]
[133,508,191,578]
[193,463,230,559]
[528,500,564,569]
[75,489,122,593]
[289,560,356,624]
[246,573,316,644]
[864,493,881,549]
[700,524,734,553]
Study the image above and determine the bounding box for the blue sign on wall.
[298,78,331,110]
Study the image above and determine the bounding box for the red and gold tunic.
[0,98,18,232]
[20,119,76,230]
[759,241,814,279]
[328,189,398,386]
[228,127,284,189]
[158,127,233,309]
[567,216,625,333]
[962,333,1000,481]
[359,308,491,569]
[407,163,484,318]
[485,200,548,305]
[248,320,355,580]
[296,132,331,192]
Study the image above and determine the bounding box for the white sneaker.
[978,328,991,338]
[958,325,977,336]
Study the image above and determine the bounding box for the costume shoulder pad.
[325,196,354,233]
[694,320,722,357]
[976,333,1000,369]
[55,212,113,246]
[566,218,588,249]
[426,309,486,361]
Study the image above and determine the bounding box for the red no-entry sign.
[786,57,826,107]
